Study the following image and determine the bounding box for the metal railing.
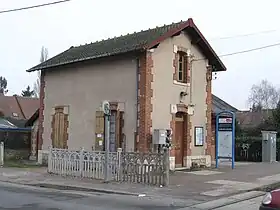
[47,146,169,186]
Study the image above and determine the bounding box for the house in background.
[27,18,227,169]
[0,93,39,159]
[212,95,238,114]
[0,93,39,123]
[236,109,273,130]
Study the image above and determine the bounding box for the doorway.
[174,112,185,167]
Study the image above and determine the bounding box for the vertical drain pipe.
[187,49,194,106]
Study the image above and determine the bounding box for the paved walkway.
[0,162,279,202]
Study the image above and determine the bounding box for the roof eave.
[145,18,226,72]
[188,19,226,71]
[26,48,144,72]
[25,109,39,127]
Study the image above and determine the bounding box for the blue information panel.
[216,111,235,169]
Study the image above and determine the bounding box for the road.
[0,182,192,210]
[0,181,265,210]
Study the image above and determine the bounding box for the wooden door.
[52,107,66,148]
[175,113,184,167]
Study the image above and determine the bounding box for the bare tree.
[33,46,48,98]
[248,79,280,110]
[0,76,8,95]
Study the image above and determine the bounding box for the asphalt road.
[0,182,191,210]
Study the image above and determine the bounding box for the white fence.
[48,147,169,186]
[48,147,121,180]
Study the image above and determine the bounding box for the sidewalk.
[0,162,280,202]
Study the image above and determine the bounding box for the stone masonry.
[137,51,153,152]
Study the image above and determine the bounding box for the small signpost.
[215,111,235,169]
[102,100,111,182]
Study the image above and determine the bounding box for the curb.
[251,181,280,192]
[188,191,265,210]
[30,183,141,196]
[188,181,280,209]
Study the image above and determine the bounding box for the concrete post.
[79,147,84,177]
[163,148,170,186]
[117,148,122,181]
[0,142,4,167]
[47,145,52,173]
[104,114,110,182]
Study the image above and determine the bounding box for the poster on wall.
[194,127,204,146]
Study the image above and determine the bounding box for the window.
[12,112,18,117]
[177,52,188,83]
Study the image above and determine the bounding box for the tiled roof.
[0,94,23,118]
[212,94,238,114]
[15,96,39,119]
[0,94,39,120]
[27,18,226,72]
[236,110,273,129]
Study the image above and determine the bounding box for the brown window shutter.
[95,111,105,151]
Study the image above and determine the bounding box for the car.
[259,189,280,209]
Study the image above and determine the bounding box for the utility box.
[152,129,167,145]
[261,131,277,162]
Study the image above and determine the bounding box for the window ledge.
[173,80,190,87]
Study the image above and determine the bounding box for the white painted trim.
[173,80,188,86]
[169,156,175,171]
[173,45,178,53]
[37,150,49,165]
[184,155,212,168]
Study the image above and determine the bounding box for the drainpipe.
[190,60,194,105]
[187,50,194,106]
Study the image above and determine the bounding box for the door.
[52,107,67,148]
[175,112,184,167]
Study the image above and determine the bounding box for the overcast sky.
[1,0,280,110]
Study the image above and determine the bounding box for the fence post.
[117,148,122,181]
[47,145,52,173]
[163,148,170,186]
[79,147,84,177]
[0,142,4,167]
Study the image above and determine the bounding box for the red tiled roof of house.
[236,110,273,129]
[15,96,39,119]
[0,94,39,120]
